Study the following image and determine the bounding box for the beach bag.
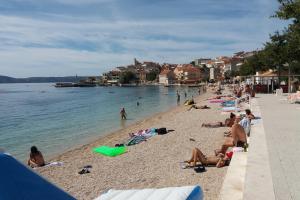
[157,128,167,135]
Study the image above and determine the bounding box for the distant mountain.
[0,75,88,83]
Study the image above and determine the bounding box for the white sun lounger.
[95,185,203,200]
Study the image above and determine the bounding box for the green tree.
[119,71,137,84]
[146,71,158,81]
[239,51,267,76]
[240,0,300,75]
[272,0,300,73]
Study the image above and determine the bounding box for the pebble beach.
[37,90,229,200]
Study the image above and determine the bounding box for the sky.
[0,0,289,77]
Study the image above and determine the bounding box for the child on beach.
[27,146,45,168]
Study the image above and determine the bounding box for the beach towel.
[221,100,235,107]
[232,147,244,152]
[130,128,156,139]
[209,99,225,103]
[33,162,63,169]
[46,162,63,167]
[222,100,235,104]
[222,107,240,112]
[222,103,235,107]
[93,146,126,157]
[126,135,147,146]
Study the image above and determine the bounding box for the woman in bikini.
[184,148,230,168]
[201,113,236,128]
[27,146,45,168]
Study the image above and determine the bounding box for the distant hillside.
[0,75,88,83]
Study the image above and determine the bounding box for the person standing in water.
[120,107,127,120]
[176,90,181,104]
[184,91,187,98]
[137,101,140,106]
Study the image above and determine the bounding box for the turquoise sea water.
[0,83,199,161]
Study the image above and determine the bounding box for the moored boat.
[55,82,74,87]
[74,83,96,87]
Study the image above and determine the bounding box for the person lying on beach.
[184,99,195,105]
[184,148,230,168]
[201,122,224,128]
[207,94,233,100]
[202,113,236,128]
[27,146,45,168]
[128,128,154,138]
[215,117,247,155]
[187,105,210,111]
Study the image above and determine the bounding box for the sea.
[0,83,199,161]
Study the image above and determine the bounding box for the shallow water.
[0,83,199,161]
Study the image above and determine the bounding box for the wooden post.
[271,76,274,93]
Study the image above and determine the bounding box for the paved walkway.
[256,94,300,200]
[243,97,275,200]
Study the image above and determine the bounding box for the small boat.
[55,82,74,88]
[119,83,138,87]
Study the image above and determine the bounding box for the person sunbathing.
[207,95,228,100]
[201,121,224,128]
[188,105,210,111]
[215,117,247,155]
[202,113,236,128]
[184,148,230,168]
[27,146,45,168]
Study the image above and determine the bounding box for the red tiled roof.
[160,69,171,75]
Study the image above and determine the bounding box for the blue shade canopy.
[0,153,76,200]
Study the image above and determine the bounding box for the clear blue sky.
[0,0,288,77]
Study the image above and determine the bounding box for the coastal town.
[2,0,300,200]
[79,51,256,86]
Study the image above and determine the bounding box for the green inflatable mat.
[93,146,126,157]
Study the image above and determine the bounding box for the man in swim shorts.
[215,116,247,155]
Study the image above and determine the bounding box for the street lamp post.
[283,63,290,93]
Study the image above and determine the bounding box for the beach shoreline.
[45,102,182,162]
[37,90,229,200]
